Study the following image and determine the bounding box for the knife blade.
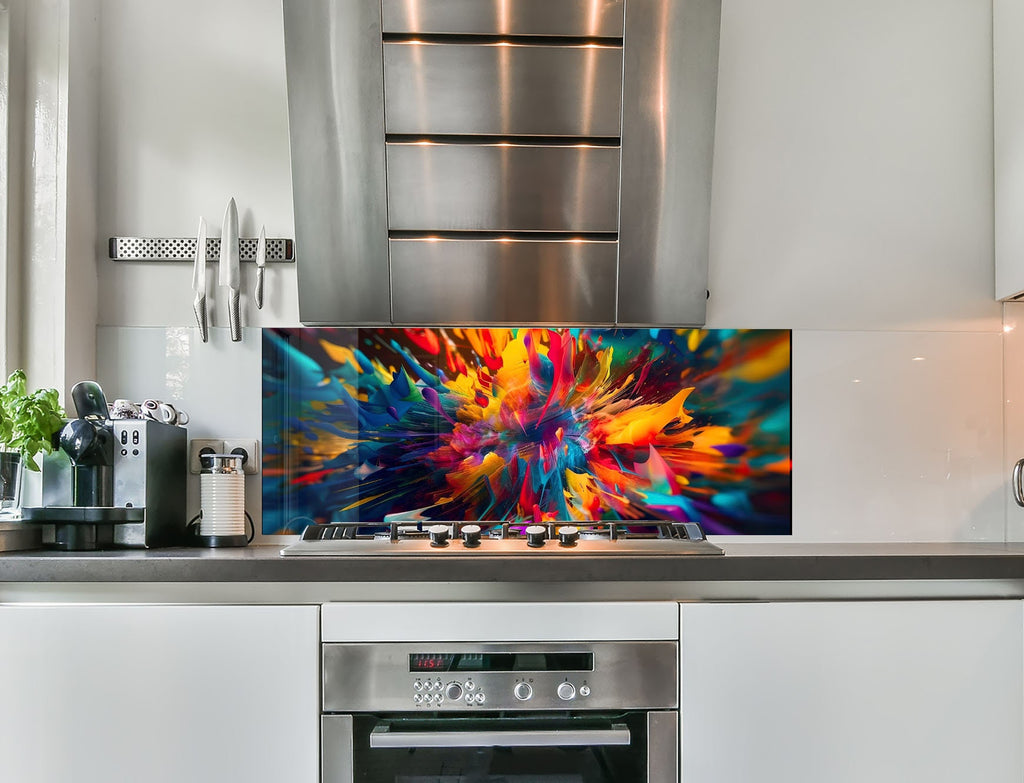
[192,217,209,342]
[254,224,266,310]
[219,197,241,342]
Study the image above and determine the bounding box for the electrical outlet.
[189,439,224,474]
[223,438,260,475]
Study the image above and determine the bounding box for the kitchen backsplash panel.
[262,328,792,535]
[95,326,1003,542]
[96,326,266,540]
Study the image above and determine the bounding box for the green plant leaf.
[0,370,65,471]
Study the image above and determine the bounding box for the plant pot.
[0,451,23,518]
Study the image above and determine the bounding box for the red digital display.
[410,654,454,672]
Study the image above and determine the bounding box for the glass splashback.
[262,328,791,535]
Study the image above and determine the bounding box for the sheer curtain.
[0,1,13,380]
[0,0,100,400]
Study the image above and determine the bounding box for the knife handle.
[255,267,265,310]
[229,289,241,342]
[193,294,209,343]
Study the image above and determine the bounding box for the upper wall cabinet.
[283,0,721,326]
[996,0,1024,300]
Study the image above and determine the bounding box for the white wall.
[96,0,297,328]
[92,0,1004,541]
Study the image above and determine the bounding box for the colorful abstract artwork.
[262,328,791,535]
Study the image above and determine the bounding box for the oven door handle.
[369,723,632,749]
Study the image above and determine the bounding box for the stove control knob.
[557,682,576,701]
[525,524,547,548]
[445,682,464,701]
[579,685,591,697]
[514,682,533,701]
[428,524,450,547]
[557,526,580,547]
[461,524,482,548]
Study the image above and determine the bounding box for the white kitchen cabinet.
[0,604,319,783]
[996,0,1024,300]
[679,600,1023,783]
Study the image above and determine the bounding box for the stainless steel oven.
[321,641,678,782]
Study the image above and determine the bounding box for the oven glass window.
[349,713,648,783]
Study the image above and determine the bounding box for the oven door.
[323,711,677,783]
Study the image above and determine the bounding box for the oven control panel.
[323,641,678,713]
[411,676,495,707]
[409,675,593,708]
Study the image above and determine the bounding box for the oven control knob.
[514,682,533,701]
[428,524,450,547]
[445,682,464,701]
[557,526,579,547]
[579,685,591,697]
[557,682,576,701]
[525,524,547,548]
[461,524,482,548]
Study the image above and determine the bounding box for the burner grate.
[297,519,710,543]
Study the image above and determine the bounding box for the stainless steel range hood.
[283,0,721,326]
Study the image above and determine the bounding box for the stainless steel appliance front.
[386,143,622,232]
[383,42,624,137]
[389,238,618,324]
[321,641,679,782]
[284,0,722,327]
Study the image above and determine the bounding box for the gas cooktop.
[279,521,723,557]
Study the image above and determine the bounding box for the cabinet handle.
[369,723,630,749]
[1013,459,1024,507]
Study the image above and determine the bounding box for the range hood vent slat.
[381,0,626,38]
[388,231,618,242]
[382,33,624,47]
[385,135,622,147]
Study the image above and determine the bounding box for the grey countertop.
[3,542,1024,585]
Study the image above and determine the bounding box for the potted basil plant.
[0,370,65,516]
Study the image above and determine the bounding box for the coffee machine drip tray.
[20,507,146,551]
[22,507,145,523]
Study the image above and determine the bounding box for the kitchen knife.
[219,197,241,342]
[254,224,266,310]
[192,217,209,342]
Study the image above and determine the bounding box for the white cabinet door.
[0,604,319,783]
[996,0,1024,299]
[680,601,1023,783]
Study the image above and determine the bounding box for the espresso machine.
[22,381,187,550]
